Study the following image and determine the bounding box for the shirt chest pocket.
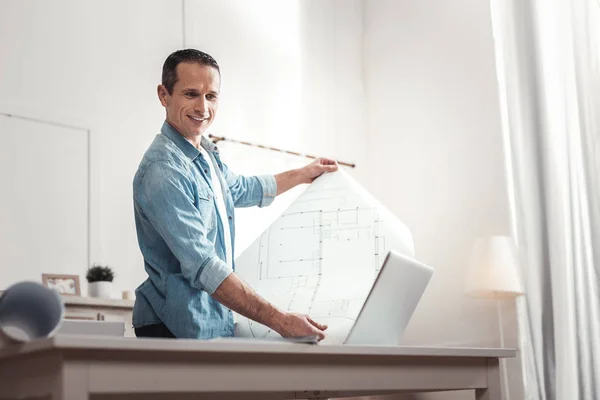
[196,189,216,231]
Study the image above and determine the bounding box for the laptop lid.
[344,250,433,345]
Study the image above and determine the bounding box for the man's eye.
[185,92,198,97]
[207,94,217,100]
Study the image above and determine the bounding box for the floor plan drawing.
[233,169,415,344]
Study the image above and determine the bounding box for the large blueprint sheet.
[234,169,415,344]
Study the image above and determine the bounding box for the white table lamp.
[465,235,524,400]
[466,236,524,298]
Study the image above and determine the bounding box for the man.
[132,49,338,340]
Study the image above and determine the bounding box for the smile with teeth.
[188,115,208,122]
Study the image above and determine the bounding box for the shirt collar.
[160,121,219,161]
[201,135,219,153]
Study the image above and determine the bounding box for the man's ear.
[157,84,169,107]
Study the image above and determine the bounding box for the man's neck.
[166,120,203,149]
[181,133,202,149]
[182,136,203,150]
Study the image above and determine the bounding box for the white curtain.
[490,0,600,399]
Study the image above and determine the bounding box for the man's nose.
[195,98,208,115]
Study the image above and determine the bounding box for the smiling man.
[132,49,338,340]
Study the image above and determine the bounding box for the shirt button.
[204,169,208,173]
[228,216,232,220]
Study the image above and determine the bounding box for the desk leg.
[476,358,502,400]
[53,362,89,400]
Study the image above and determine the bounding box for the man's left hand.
[275,157,339,196]
[298,158,339,184]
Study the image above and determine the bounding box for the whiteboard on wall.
[0,114,89,290]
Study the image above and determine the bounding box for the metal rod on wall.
[208,134,356,168]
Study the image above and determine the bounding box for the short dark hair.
[161,49,220,95]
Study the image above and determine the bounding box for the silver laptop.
[342,250,434,345]
[228,250,433,346]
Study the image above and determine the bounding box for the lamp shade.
[465,236,524,298]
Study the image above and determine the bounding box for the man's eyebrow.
[179,88,219,95]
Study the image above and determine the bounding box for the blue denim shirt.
[132,121,277,339]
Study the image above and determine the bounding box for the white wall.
[0,0,366,296]
[182,0,367,258]
[0,0,179,295]
[360,0,523,399]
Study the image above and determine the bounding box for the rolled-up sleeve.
[255,175,277,207]
[221,162,277,208]
[136,162,232,294]
[197,255,232,294]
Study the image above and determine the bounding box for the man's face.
[157,62,220,138]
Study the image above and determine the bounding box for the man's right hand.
[273,312,328,341]
[212,273,327,341]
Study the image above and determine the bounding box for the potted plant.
[86,264,114,299]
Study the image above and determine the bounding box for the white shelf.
[61,295,134,310]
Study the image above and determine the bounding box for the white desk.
[0,336,514,400]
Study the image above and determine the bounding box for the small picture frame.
[42,274,81,296]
